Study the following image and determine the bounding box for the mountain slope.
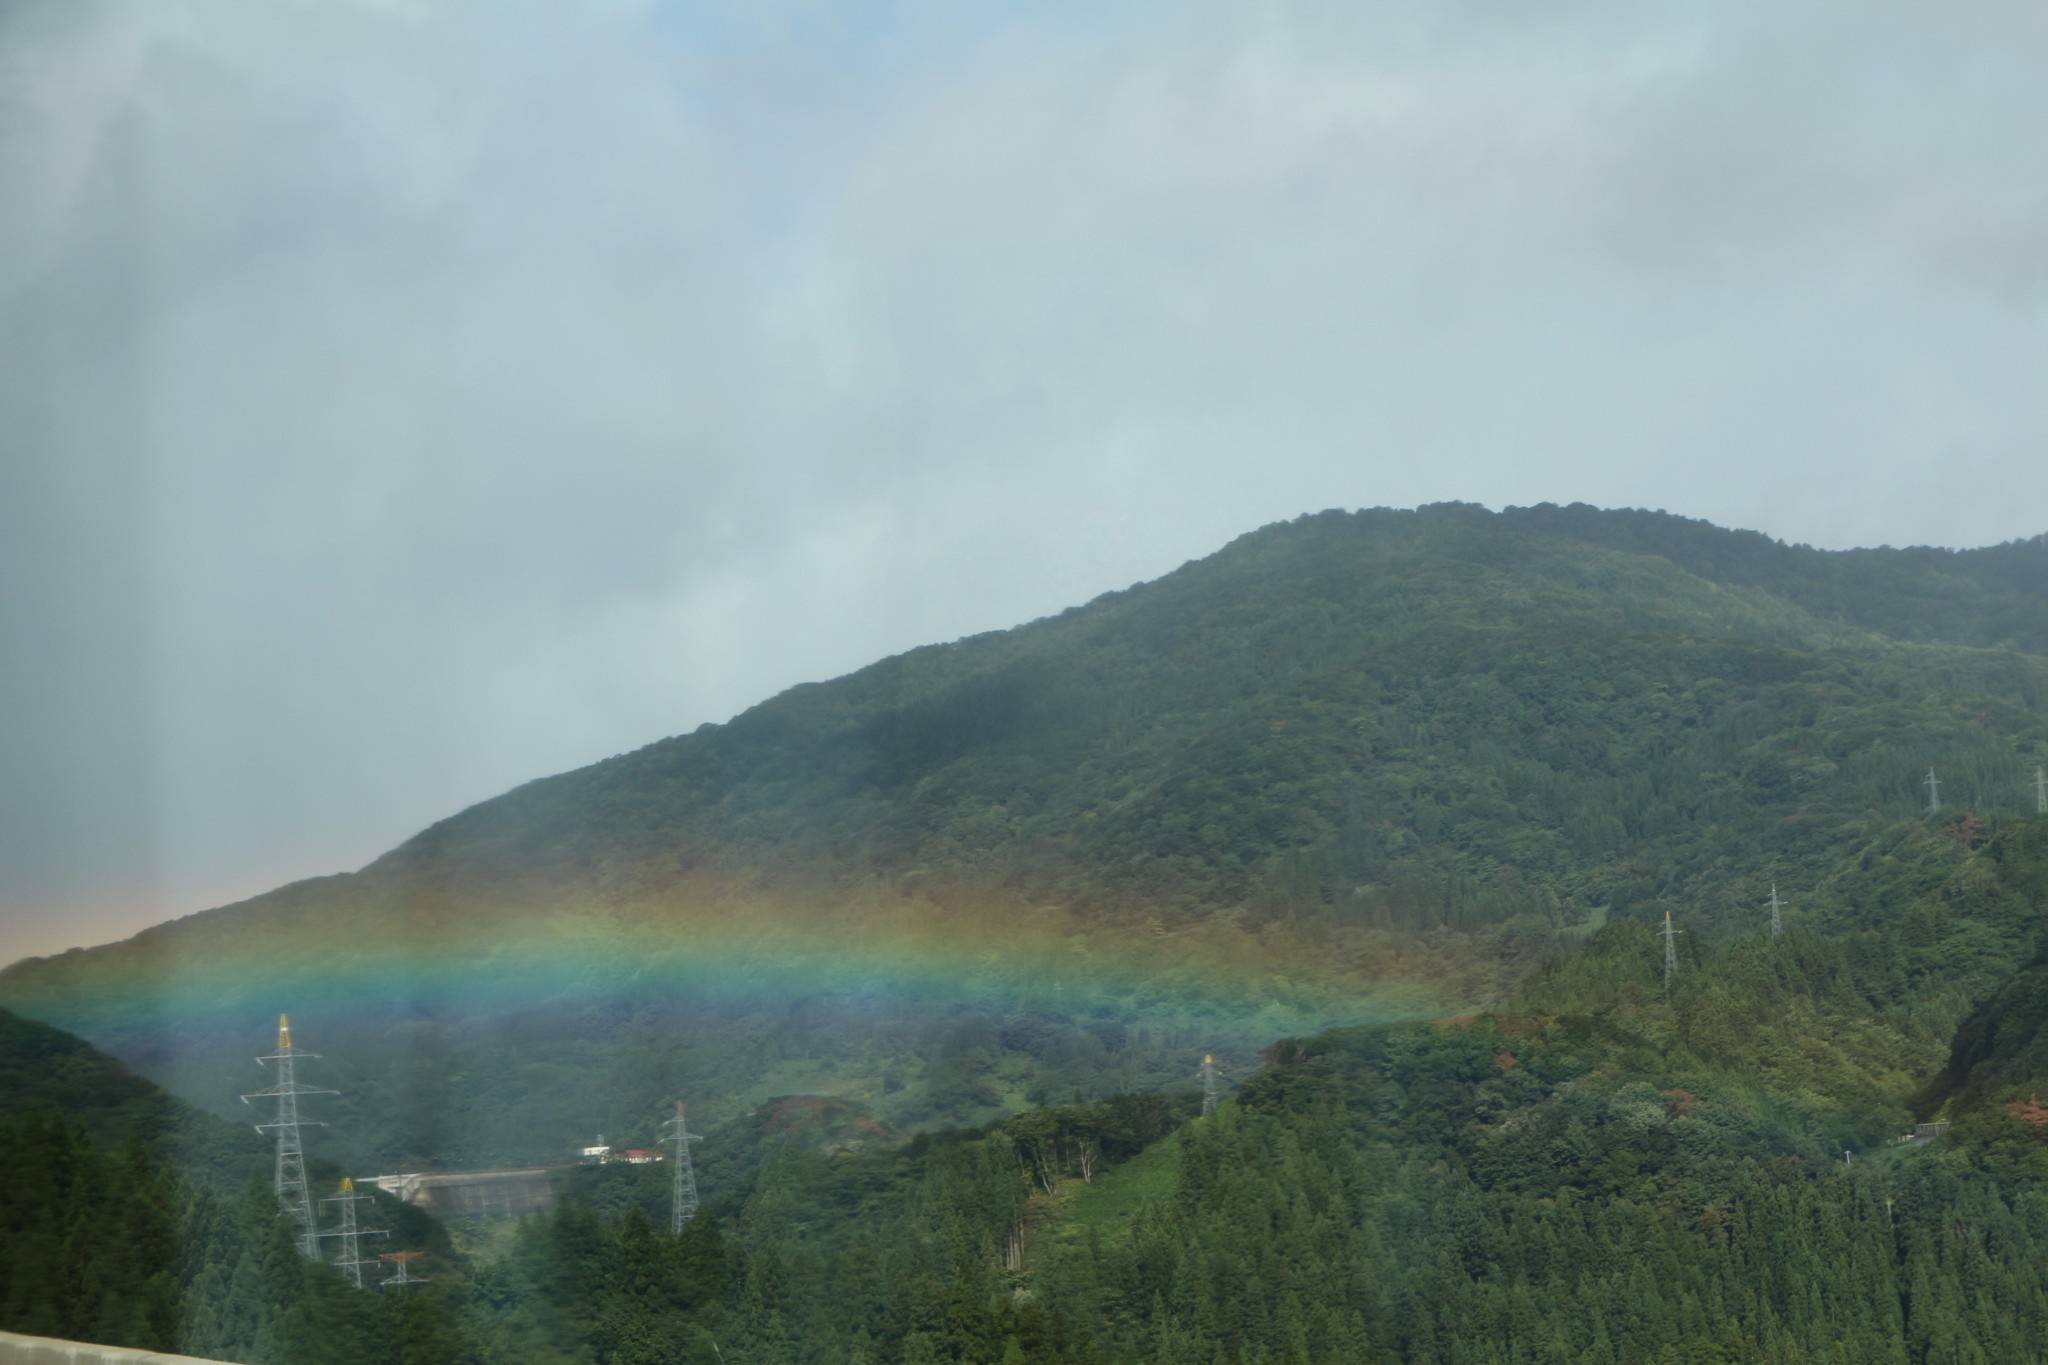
[0,1009,506,1364]
[1915,821,2048,1123]
[366,502,2048,907]
[492,819,2048,1364]
[0,1006,270,1186]
[4,503,2048,1169]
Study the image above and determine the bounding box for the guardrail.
[0,1330,240,1365]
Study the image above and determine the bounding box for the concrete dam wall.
[364,1167,556,1218]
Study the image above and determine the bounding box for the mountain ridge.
[338,503,2048,901]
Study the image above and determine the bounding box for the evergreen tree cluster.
[1040,1038,2048,1364]
[0,1115,475,1364]
[0,1118,179,1349]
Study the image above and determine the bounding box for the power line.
[240,1014,336,1259]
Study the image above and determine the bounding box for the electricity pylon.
[240,1014,336,1258]
[1925,768,1941,814]
[2035,765,2047,815]
[317,1178,386,1289]
[1198,1053,1221,1117]
[661,1101,702,1235]
[1662,912,1683,994]
[1768,884,1783,939]
[379,1251,428,1288]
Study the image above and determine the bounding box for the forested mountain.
[4,503,2047,1172]
[8,503,2048,1363]
[536,817,2048,1364]
[0,1010,461,1363]
[19,818,2048,1363]
[0,1006,270,1185]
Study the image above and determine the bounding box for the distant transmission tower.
[378,1251,428,1289]
[1198,1053,1221,1116]
[661,1101,702,1235]
[2035,765,2047,815]
[1925,768,1942,814]
[240,1014,336,1258]
[1662,912,1683,993]
[317,1178,385,1289]
[1768,883,1783,939]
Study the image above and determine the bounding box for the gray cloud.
[4,0,2046,959]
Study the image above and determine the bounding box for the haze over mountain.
[11,0,2048,972]
[4,503,2048,1172]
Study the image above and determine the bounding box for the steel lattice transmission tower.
[1198,1053,1221,1117]
[1925,768,1942,814]
[1768,883,1784,939]
[661,1101,702,1235]
[379,1251,428,1289]
[1662,912,1684,994]
[317,1178,386,1289]
[2035,765,2047,816]
[240,1014,336,1258]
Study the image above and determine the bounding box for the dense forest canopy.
[11,817,2048,1363]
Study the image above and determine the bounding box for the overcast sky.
[3,0,2046,963]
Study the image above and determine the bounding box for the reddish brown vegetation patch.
[763,1094,899,1144]
[1260,1039,1309,1066]
[765,1095,840,1133]
[2008,1093,2048,1132]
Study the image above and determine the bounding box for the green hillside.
[457,819,2048,1362]
[17,808,2048,1365]
[610,819,2048,1364]
[994,820,2048,1364]
[1915,826,2048,1132]
[0,1010,470,1363]
[5,503,2048,1173]
[0,1006,272,1186]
